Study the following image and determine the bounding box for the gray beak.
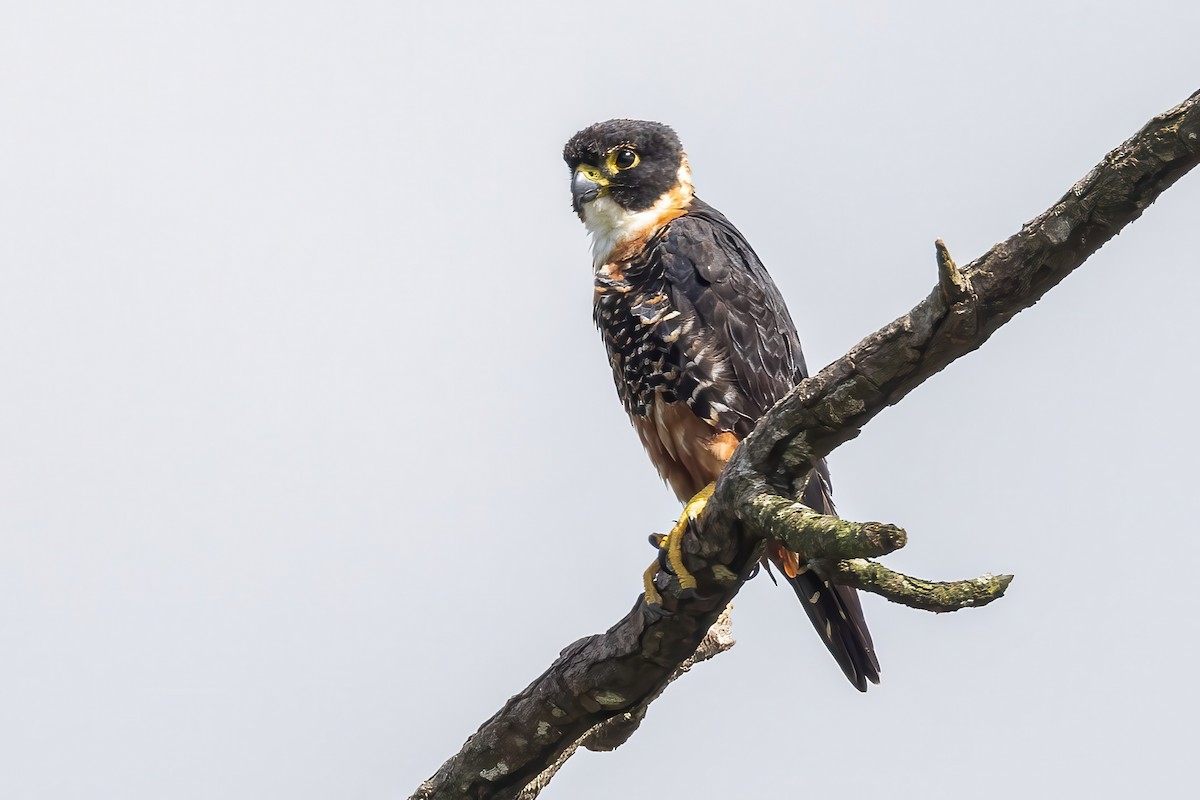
[571,170,602,215]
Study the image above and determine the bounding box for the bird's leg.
[642,560,665,608]
[644,482,715,607]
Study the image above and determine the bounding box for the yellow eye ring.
[607,147,639,172]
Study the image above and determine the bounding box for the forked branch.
[411,89,1200,800]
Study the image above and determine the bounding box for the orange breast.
[631,396,740,502]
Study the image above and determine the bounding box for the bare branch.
[410,89,1200,800]
[833,559,1014,613]
[742,493,907,560]
[513,608,735,800]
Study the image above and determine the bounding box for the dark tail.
[785,569,879,691]
[788,461,880,691]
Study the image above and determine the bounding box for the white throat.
[582,162,694,268]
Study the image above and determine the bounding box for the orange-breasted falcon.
[563,119,880,691]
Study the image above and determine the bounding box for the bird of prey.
[563,119,880,690]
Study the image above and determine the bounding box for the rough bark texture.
[833,559,1013,613]
[742,493,907,559]
[512,608,736,800]
[410,90,1200,800]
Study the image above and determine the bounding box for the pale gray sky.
[2,2,1198,798]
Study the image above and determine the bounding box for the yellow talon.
[643,561,663,607]
[644,483,715,604]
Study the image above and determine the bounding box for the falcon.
[563,119,880,690]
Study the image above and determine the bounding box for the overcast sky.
[3,2,1199,798]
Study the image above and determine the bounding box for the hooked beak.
[571,166,607,215]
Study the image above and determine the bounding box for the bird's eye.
[611,148,639,171]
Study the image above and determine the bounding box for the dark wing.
[650,199,880,690]
[651,198,807,439]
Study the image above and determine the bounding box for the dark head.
[563,119,688,218]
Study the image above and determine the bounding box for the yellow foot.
[643,483,715,608]
[643,560,664,607]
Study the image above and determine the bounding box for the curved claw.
[643,560,665,609]
[663,484,712,592]
[641,598,674,621]
[643,484,715,609]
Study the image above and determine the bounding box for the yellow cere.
[574,163,607,185]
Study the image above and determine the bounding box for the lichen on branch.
[741,492,907,561]
[833,559,1013,612]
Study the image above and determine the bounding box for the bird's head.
[562,119,693,230]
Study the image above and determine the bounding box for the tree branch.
[742,493,907,560]
[833,560,1013,613]
[513,608,736,800]
[410,89,1200,800]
